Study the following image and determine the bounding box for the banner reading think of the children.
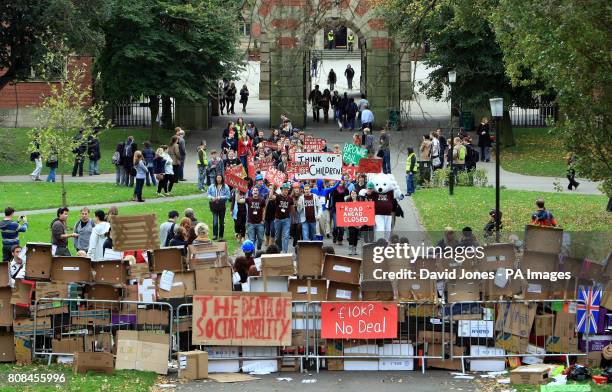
[321,302,398,339]
[293,152,342,180]
[192,292,292,346]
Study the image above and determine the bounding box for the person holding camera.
[0,208,28,262]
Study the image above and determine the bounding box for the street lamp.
[489,97,503,242]
[448,70,456,195]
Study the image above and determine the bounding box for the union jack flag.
[576,285,602,334]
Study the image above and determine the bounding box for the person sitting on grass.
[530,198,558,227]
[484,209,503,239]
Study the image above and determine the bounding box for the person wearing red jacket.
[237,133,253,170]
[530,199,558,227]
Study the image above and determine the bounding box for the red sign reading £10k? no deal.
[321,302,398,339]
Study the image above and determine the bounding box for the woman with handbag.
[207,174,231,240]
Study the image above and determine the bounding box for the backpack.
[112,151,121,165]
[458,145,467,161]
[466,144,479,163]
[164,223,176,247]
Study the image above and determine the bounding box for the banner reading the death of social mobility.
[292,152,343,181]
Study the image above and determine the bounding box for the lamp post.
[489,97,503,242]
[448,70,456,195]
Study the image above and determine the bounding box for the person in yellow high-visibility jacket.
[405,147,418,196]
[347,33,355,52]
[197,140,208,191]
[327,30,335,50]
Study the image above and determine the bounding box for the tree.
[0,0,107,92]
[29,65,111,207]
[376,0,548,145]
[95,0,242,128]
[490,0,611,208]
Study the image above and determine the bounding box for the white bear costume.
[368,173,404,240]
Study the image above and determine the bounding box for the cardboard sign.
[226,164,245,179]
[321,302,398,339]
[286,161,309,180]
[336,201,375,227]
[357,158,383,173]
[342,165,357,181]
[192,292,292,346]
[342,143,368,165]
[304,137,326,152]
[110,214,160,251]
[265,168,286,188]
[253,157,274,173]
[293,152,342,180]
[225,173,249,193]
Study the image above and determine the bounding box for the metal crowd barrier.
[32,298,173,364]
[448,300,586,373]
[308,301,444,373]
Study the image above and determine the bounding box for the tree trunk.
[607,197,612,212]
[148,95,160,128]
[60,171,67,207]
[501,109,515,147]
[161,95,173,130]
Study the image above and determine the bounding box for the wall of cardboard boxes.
[0,224,610,379]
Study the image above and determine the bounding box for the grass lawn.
[412,187,611,234]
[512,382,609,392]
[0,182,201,211]
[502,127,567,177]
[0,363,157,392]
[0,127,174,176]
[16,199,237,255]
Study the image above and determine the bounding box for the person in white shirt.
[159,210,180,247]
[87,210,111,261]
[9,244,26,287]
[360,105,375,129]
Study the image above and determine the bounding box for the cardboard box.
[187,242,228,269]
[52,337,84,354]
[447,280,481,302]
[205,346,240,373]
[534,314,555,336]
[288,278,327,301]
[378,343,414,370]
[261,254,295,277]
[554,312,576,337]
[418,330,455,344]
[482,243,516,269]
[10,279,34,306]
[361,280,394,301]
[128,263,150,280]
[109,214,160,251]
[327,281,360,301]
[322,254,361,284]
[496,333,529,353]
[84,333,113,352]
[0,288,12,326]
[24,243,53,280]
[495,303,536,338]
[35,282,69,299]
[73,351,114,374]
[156,271,195,299]
[468,346,506,372]
[137,308,169,325]
[178,351,208,380]
[360,242,393,281]
[195,267,232,292]
[524,225,563,254]
[327,359,344,371]
[50,257,91,283]
[115,330,169,374]
[248,276,289,292]
[0,334,16,362]
[458,320,494,338]
[13,335,31,364]
[576,351,602,368]
[13,317,51,334]
[397,276,436,301]
[343,359,379,371]
[296,241,323,277]
[137,278,156,303]
[150,247,184,273]
[71,310,111,326]
[92,260,128,285]
[0,263,9,287]
[545,336,578,353]
[84,284,121,302]
[510,364,552,385]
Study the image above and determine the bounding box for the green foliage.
[95,0,242,105]
[490,0,611,195]
[428,167,488,188]
[473,167,488,187]
[501,128,566,177]
[29,67,112,206]
[0,0,108,90]
[431,167,450,187]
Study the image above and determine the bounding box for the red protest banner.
[265,167,286,187]
[336,201,375,227]
[357,158,383,173]
[247,156,255,178]
[263,141,279,150]
[192,292,292,345]
[254,157,274,173]
[226,164,245,179]
[321,302,398,339]
[225,173,249,193]
[286,161,309,180]
[342,165,357,181]
[304,137,326,152]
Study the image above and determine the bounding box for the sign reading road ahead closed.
[336,201,375,227]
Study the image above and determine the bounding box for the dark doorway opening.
[324,27,348,49]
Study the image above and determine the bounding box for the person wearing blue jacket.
[207,175,231,240]
[312,179,339,240]
[248,174,269,200]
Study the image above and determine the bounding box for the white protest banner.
[293,152,342,180]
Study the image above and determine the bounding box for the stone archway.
[248,0,411,128]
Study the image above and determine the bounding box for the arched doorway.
[249,0,409,129]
